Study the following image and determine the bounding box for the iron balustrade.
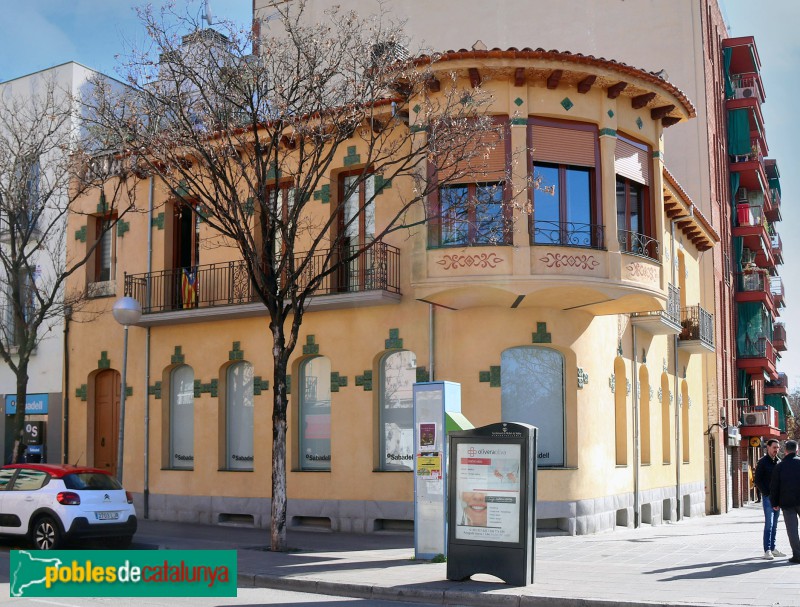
[774,322,787,344]
[679,305,714,348]
[124,242,400,314]
[770,276,784,300]
[631,284,680,326]
[617,230,660,261]
[531,221,605,249]
[739,336,774,360]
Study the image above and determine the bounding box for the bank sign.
[5,394,49,415]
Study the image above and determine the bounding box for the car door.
[4,469,50,535]
[0,468,18,532]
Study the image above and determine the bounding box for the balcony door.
[171,202,200,309]
[337,174,375,292]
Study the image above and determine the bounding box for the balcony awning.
[727,108,751,156]
[770,177,781,197]
[723,47,734,99]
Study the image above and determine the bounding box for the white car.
[0,464,137,550]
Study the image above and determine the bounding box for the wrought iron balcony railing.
[736,271,770,294]
[531,221,605,250]
[730,73,765,104]
[679,305,714,349]
[124,242,400,315]
[618,230,660,261]
[738,336,774,360]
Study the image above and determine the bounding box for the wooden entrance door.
[94,370,120,475]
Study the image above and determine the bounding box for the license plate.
[95,511,119,520]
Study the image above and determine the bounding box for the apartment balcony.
[737,336,778,380]
[766,372,789,396]
[739,404,782,439]
[771,275,785,310]
[730,139,770,206]
[735,271,776,317]
[773,322,787,352]
[771,233,783,265]
[124,243,401,326]
[766,187,782,222]
[630,284,681,335]
[677,305,715,353]
[734,204,774,268]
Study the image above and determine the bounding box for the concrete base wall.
[136,480,705,535]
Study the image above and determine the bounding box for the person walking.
[770,440,800,564]
[755,439,784,559]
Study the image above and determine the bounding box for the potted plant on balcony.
[680,318,693,340]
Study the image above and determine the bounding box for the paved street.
[0,503,798,606]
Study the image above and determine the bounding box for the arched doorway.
[94,369,120,475]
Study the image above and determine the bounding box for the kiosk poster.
[454,442,521,543]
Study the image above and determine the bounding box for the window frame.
[93,213,117,284]
[378,350,416,472]
[225,361,254,471]
[169,364,195,470]
[298,355,332,471]
[435,181,510,247]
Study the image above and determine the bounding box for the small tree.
[89,2,512,551]
[0,75,134,463]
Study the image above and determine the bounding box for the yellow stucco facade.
[65,50,718,534]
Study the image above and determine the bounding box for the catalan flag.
[181,267,198,309]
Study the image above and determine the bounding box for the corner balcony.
[677,305,715,353]
[730,139,770,207]
[734,204,774,268]
[735,271,776,317]
[737,336,778,380]
[770,275,785,310]
[766,187,781,222]
[766,372,789,396]
[739,404,782,439]
[771,233,783,265]
[630,284,681,335]
[773,322,787,352]
[124,243,400,327]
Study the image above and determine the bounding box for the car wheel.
[31,516,62,550]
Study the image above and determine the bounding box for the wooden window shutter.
[615,137,651,186]
[436,121,507,183]
[531,124,596,167]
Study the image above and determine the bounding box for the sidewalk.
[135,504,800,607]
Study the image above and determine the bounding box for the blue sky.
[1,1,797,388]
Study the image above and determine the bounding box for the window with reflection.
[169,364,195,469]
[500,347,565,467]
[440,182,507,246]
[299,356,332,470]
[379,350,416,471]
[226,361,254,470]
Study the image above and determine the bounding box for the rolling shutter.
[531,124,596,167]
[436,122,507,182]
[615,137,651,186]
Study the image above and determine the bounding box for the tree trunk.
[270,344,289,552]
[10,362,29,464]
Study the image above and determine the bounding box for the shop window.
[169,365,195,469]
[500,346,565,467]
[299,356,331,471]
[530,119,601,248]
[379,350,416,471]
[226,361,254,470]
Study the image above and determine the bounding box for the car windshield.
[63,473,122,491]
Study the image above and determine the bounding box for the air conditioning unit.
[735,187,748,203]
[735,85,757,99]
[743,412,767,426]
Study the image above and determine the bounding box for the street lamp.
[112,296,141,484]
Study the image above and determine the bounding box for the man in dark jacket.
[771,440,800,563]
[755,439,784,559]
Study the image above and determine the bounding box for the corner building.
[65,44,721,535]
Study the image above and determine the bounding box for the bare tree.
[88,1,511,551]
[0,75,134,464]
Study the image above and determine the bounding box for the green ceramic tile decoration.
[343,145,361,166]
[116,220,130,237]
[176,180,189,198]
[607,109,614,118]
[416,366,430,383]
[355,370,373,391]
[510,117,527,126]
[561,97,574,111]
[98,351,111,370]
[194,379,219,398]
[151,212,165,230]
[76,385,88,401]
[266,161,280,180]
[374,174,392,195]
[514,97,524,107]
[609,374,616,393]
[413,104,421,114]
[148,381,162,399]
[313,184,331,204]
[636,117,644,129]
[286,375,291,395]
[653,150,663,159]
[385,328,403,350]
[253,376,270,395]
[229,341,244,361]
[599,128,617,137]
[171,346,185,365]
[532,323,551,344]
[75,226,87,242]
[125,385,133,397]
[410,124,426,133]
[479,366,501,387]
[302,335,319,355]
[244,197,255,216]
[96,192,108,214]
[330,372,348,392]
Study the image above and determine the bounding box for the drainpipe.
[428,303,435,381]
[63,307,71,464]
[632,325,640,528]
[144,176,154,518]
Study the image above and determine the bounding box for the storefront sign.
[5,394,49,415]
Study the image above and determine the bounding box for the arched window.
[614,357,628,466]
[226,361,254,470]
[299,356,331,471]
[501,346,565,467]
[379,350,416,471]
[169,365,195,469]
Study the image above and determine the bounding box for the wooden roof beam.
[426,77,440,92]
[632,92,656,109]
[469,68,481,88]
[547,69,563,89]
[607,82,628,99]
[577,75,597,94]
[514,68,526,87]
[651,105,676,120]
[662,116,681,127]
